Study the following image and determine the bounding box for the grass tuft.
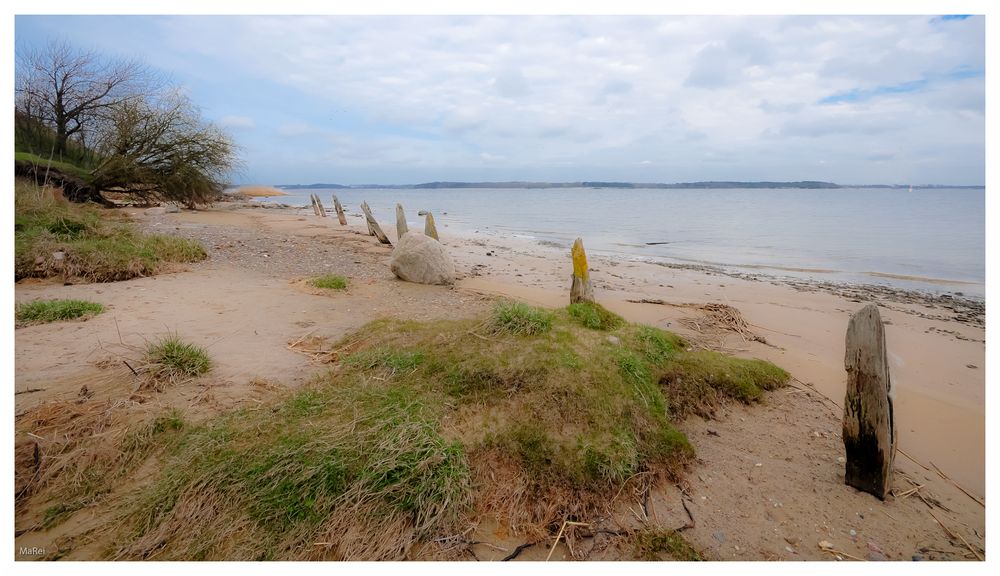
[310,274,349,290]
[144,336,212,384]
[660,351,790,418]
[567,302,625,331]
[631,528,703,560]
[487,301,554,336]
[16,299,104,325]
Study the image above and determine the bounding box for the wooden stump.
[333,195,348,225]
[843,303,896,500]
[569,238,595,304]
[360,201,392,245]
[396,203,409,238]
[315,195,328,218]
[424,212,439,240]
[309,194,321,216]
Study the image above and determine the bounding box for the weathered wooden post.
[360,201,392,245]
[309,194,321,216]
[315,195,328,218]
[843,303,896,500]
[396,203,409,238]
[424,212,439,240]
[332,195,348,225]
[570,238,595,304]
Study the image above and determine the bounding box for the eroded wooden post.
[310,194,321,216]
[333,195,348,225]
[396,203,409,238]
[360,201,392,245]
[424,212,439,240]
[843,303,896,500]
[570,238,595,304]
[315,195,328,218]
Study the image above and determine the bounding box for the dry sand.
[13,202,986,561]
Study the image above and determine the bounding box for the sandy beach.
[14,201,985,561]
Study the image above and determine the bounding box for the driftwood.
[396,203,408,238]
[332,195,348,225]
[314,195,328,217]
[360,201,392,245]
[843,303,896,500]
[569,237,595,304]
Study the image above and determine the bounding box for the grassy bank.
[98,302,787,560]
[14,178,206,282]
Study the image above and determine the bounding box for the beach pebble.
[849,529,857,537]
[966,364,977,369]
[912,555,923,561]
[837,456,846,463]
[606,335,621,345]
[867,551,887,561]
[712,531,726,543]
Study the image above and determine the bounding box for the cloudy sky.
[14,14,985,185]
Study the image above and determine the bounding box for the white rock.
[389,231,455,285]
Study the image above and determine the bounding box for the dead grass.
[15,392,186,530]
[106,305,787,559]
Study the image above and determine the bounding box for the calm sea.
[255,187,985,297]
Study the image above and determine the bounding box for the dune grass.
[144,336,212,384]
[14,178,206,282]
[104,303,788,560]
[310,274,349,290]
[487,300,554,335]
[16,299,104,325]
[567,301,626,331]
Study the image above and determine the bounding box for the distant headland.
[272,181,984,190]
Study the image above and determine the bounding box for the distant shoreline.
[267,180,986,190]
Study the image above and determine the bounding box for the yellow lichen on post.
[572,238,589,280]
[570,237,595,304]
[424,212,439,241]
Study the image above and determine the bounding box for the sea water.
[256,187,985,297]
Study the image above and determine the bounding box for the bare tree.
[16,40,150,158]
[90,90,239,207]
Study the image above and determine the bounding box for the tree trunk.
[15,159,112,207]
[843,303,896,500]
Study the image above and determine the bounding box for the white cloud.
[157,15,983,183]
[218,115,255,129]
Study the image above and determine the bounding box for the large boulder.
[390,232,455,285]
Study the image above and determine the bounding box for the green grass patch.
[660,350,790,418]
[567,301,625,331]
[16,299,104,325]
[310,274,349,290]
[14,178,207,282]
[487,301,554,335]
[16,151,93,181]
[145,336,212,383]
[109,303,788,560]
[631,528,702,560]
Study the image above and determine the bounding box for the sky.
[13,14,986,186]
